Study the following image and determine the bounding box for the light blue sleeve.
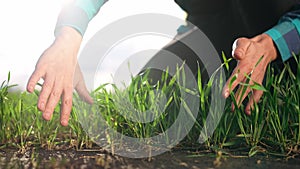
[55,0,108,36]
[265,5,300,62]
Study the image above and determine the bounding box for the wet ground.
[0,148,300,169]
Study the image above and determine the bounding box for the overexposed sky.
[0,0,185,90]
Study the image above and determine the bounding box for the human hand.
[222,34,278,115]
[27,27,93,126]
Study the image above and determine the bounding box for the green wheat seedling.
[0,54,299,158]
[73,65,200,154]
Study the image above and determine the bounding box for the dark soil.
[0,148,300,169]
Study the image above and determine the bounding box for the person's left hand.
[222,34,278,115]
[27,26,93,126]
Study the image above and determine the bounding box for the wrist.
[54,26,82,48]
[261,33,278,62]
[50,26,82,65]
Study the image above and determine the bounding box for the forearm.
[55,0,108,37]
[265,4,300,62]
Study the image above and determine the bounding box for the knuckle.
[65,85,74,91]
[238,37,248,43]
[39,90,52,103]
[63,98,72,107]
[61,111,70,118]
[235,48,244,53]
[43,82,52,90]
[45,108,54,115]
[51,90,61,98]
[246,67,253,73]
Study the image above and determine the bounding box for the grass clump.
[0,55,299,158]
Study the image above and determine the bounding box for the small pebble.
[257,159,262,164]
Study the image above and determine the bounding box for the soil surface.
[0,148,300,169]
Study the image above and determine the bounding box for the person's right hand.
[27,26,93,126]
[222,34,277,115]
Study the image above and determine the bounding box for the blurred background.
[0,0,185,90]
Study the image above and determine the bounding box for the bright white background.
[0,0,185,90]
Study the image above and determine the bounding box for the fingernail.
[231,103,235,111]
[40,102,45,110]
[28,85,33,92]
[43,112,51,121]
[224,91,229,98]
[245,105,252,115]
[61,120,68,126]
[246,109,251,116]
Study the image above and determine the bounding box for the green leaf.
[254,55,264,68]
[251,82,267,92]
[8,71,11,83]
[222,51,229,71]
[229,74,237,91]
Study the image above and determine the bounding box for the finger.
[27,69,44,93]
[74,63,93,104]
[231,84,251,112]
[243,67,265,114]
[60,88,73,126]
[222,67,247,98]
[75,80,93,104]
[231,102,235,112]
[232,38,251,60]
[245,90,264,115]
[234,83,252,108]
[37,74,55,111]
[43,80,63,121]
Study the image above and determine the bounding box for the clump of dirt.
[0,148,123,169]
[0,147,300,169]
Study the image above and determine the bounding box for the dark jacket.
[175,0,298,55]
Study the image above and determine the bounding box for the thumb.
[232,38,251,60]
[75,80,94,104]
[74,63,93,104]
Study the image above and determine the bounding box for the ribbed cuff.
[55,5,90,37]
[265,21,300,62]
